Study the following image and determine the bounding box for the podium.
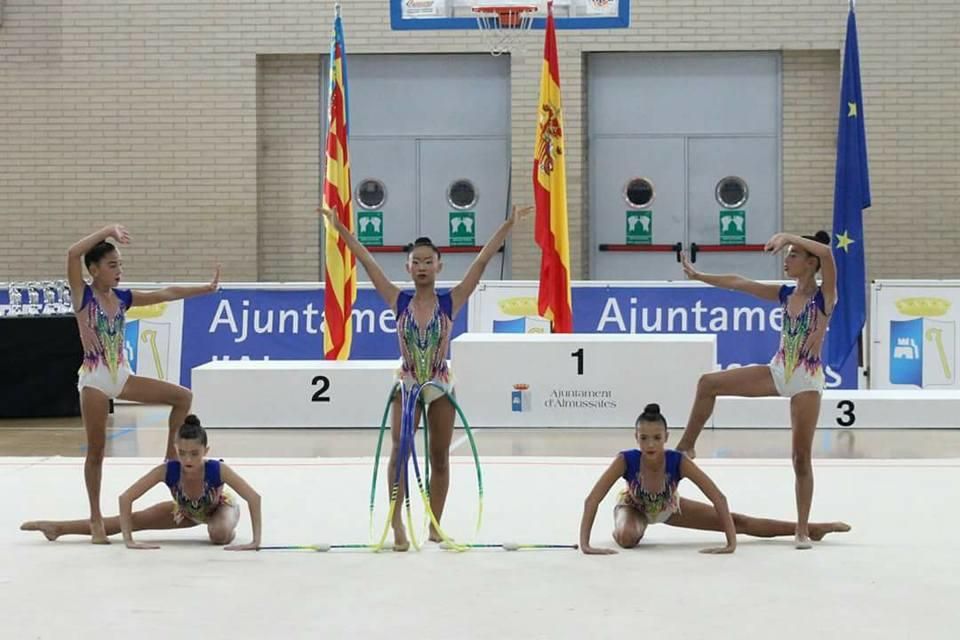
[192,359,401,428]
[451,333,717,428]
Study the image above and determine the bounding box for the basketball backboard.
[390,0,630,31]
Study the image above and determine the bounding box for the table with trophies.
[0,281,84,418]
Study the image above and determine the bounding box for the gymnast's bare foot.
[393,525,410,552]
[810,522,851,541]
[90,519,110,544]
[20,521,61,541]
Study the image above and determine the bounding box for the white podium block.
[711,396,789,429]
[451,334,717,428]
[712,390,960,429]
[191,360,401,428]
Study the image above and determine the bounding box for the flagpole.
[335,2,341,18]
[851,0,862,373]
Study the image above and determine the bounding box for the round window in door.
[447,179,478,210]
[356,179,386,210]
[624,177,655,209]
[715,176,748,209]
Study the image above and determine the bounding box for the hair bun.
[404,237,436,253]
[405,236,441,256]
[813,230,830,244]
[643,403,661,415]
[184,414,201,427]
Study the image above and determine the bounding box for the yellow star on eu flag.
[836,230,856,252]
[848,101,858,117]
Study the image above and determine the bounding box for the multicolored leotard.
[617,449,684,524]
[75,285,134,398]
[165,459,233,524]
[395,291,454,400]
[76,284,131,376]
[769,285,829,396]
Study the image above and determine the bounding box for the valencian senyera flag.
[322,9,357,360]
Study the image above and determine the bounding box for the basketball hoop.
[473,5,536,56]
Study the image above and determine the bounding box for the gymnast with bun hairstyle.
[579,403,850,555]
[318,203,532,551]
[64,224,221,543]
[676,231,838,549]
[22,415,262,551]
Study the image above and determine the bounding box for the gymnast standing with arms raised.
[319,204,532,550]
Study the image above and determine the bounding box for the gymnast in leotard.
[319,203,532,550]
[579,404,850,555]
[22,415,262,550]
[66,224,221,543]
[676,231,837,548]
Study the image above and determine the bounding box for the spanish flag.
[322,10,357,360]
[533,2,573,333]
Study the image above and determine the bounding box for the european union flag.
[826,6,871,372]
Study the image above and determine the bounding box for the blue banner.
[2,283,858,389]
[480,285,858,389]
[180,288,469,387]
[570,287,857,389]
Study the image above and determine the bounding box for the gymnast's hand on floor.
[125,540,160,550]
[580,544,618,555]
[225,542,259,551]
[699,544,735,555]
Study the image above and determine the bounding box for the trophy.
[57,280,72,313]
[8,283,23,316]
[26,282,41,315]
[42,281,58,315]
[2,285,11,317]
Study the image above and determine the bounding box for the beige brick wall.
[1,0,260,283]
[782,49,841,240]
[256,54,320,281]
[1,1,957,283]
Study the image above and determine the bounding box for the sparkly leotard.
[395,291,454,401]
[616,449,684,524]
[164,459,234,524]
[75,284,133,398]
[769,285,829,396]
